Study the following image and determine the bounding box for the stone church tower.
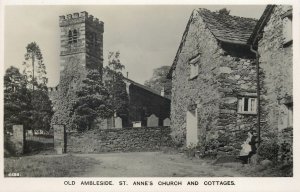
[50,12,104,130]
[59,11,104,85]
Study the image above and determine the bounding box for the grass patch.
[4,154,100,177]
[239,164,293,177]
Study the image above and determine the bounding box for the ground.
[79,152,244,177]
[5,151,247,177]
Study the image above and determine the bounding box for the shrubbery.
[4,134,16,157]
[257,140,279,162]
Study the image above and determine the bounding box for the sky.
[4,5,266,87]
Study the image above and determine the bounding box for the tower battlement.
[59,11,104,30]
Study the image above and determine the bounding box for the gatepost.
[53,124,67,154]
[12,125,25,155]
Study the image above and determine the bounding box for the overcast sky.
[5,5,266,86]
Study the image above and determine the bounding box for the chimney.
[161,88,165,97]
[126,72,129,78]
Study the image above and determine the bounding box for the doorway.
[186,108,198,146]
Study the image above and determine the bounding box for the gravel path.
[76,152,244,177]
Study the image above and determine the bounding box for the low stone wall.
[67,127,174,153]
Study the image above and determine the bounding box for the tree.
[31,88,53,132]
[72,70,113,131]
[4,66,32,132]
[22,42,53,132]
[23,42,47,89]
[144,65,172,99]
[104,51,129,125]
[218,8,230,15]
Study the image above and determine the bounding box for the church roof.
[123,78,170,100]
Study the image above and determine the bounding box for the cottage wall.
[217,55,257,155]
[258,5,293,138]
[258,5,293,163]
[171,10,257,155]
[171,10,221,146]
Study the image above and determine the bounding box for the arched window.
[68,30,72,44]
[73,29,78,43]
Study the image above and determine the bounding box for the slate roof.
[197,8,258,45]
[167,8,258,78]
[123,78,170,100]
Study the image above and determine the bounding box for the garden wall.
[67,127,174,153]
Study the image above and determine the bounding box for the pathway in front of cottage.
[78,152,244,177]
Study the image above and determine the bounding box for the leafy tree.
[72,70,113,131]
[4,66,32,132]
[104,51,129,125]
[144,65,172,99]
[31,88,54,132]
[218,8,230,15]
[23,42,47,89]
[21,42,53,132]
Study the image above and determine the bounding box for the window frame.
[73,29,78,43]
[237,97,257,115]
[188,53,201,80]
[285,102,293,128]
[281,9,293,46]
[68,30,73,44]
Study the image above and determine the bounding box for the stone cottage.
[168,8,259,155]
[168,6,293,157]
[49,11,170,130]
[248,5,293,163]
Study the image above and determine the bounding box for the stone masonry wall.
[51,12,104,130]
[171,10,257,155]
[216,55,256,155]
[258,5,293,138]
[171,10,221,146]
[67,127,174,153]
[258,5,293,163]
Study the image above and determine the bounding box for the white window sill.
[237,111,257,115]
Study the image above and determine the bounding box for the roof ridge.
[196,8,258,21]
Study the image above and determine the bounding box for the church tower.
[59,11,104,89]
[52,12,104,130]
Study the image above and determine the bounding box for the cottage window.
[189,53,201,79]
[190,63,198,79]
[238,97,257,114]
[285,103,293,127]
[282,10,292,45]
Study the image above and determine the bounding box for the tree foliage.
[23,42,47,88]
[104,51,129,120]
[22,42,53,132]
[31,88,53,131]
[72,70,113,131]
[4,66,32,132]
[4,42,54,132]
[218,8,230,15]
[144,65,172,98]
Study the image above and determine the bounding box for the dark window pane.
[244,98,249,111]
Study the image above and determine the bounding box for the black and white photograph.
[0,0,298,191]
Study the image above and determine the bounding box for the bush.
[4,134,16,157]
[257,140,279,162]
